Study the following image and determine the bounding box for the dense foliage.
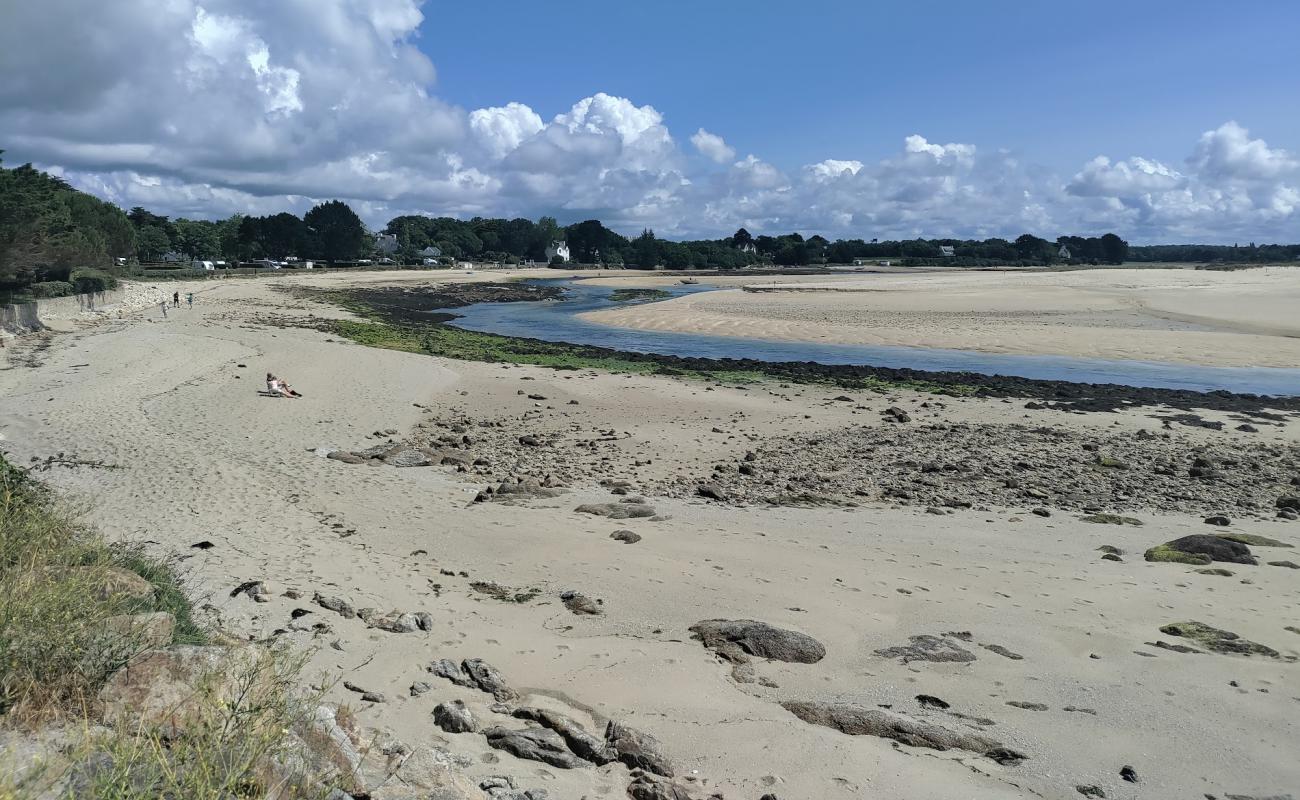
[0,155,135,301]
[4,157,1299,302]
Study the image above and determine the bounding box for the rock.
[1080,513,1143,526]
[610,530,642,544]
[1196,568,1235,576]
[1100,553,1123,562]
[1121,765,1139,783]
[360,692,386,703]
[414,612,435,631]
[688,619,825,664]
[605,721,675,777]
[1146,534,1256,565]
[313,592,357,619]
[874,634,975,664]
[382,448,432,468]
[487,477,566,502]
[575,503,656,520]
[1006,701,1048,711]
[483,726,588,769]
[365,743,479,800]
[1277,495,1300,511]
[462,658,517,701]
[1158,621,1281,658]
[1096,545,1123,555]
[409,681,432,697]
[327,451,365,464]
[883,407,911,423]
[981,643,1024,660]
[360,609,422,633]
[915,694,950,709]
[427,659,475,688]
[1214,532,1293,548]
[433,700,478,733]
[517,435,542,447]
[98,645,257,735]
[1204,515,1231,526]
[1031,507,1051,518]
[512,707,613,765]
[82,566,154,602]
[626,772,697,800]
[101,612,175,651]
[1076,786,1105,798]
[781,701,1024,763]
[561,591,602,615]
[1268,560,1299,569]
[696,484,726,501]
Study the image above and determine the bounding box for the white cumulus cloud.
[690,129,735,163]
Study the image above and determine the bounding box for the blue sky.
[424,0,1298,173]
[3,0,1298,242]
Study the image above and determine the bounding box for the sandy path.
[579,267,1300,368]
[1,272,1297,800]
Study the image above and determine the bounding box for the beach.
[579,266,1300,368]
[1,269,1298,800]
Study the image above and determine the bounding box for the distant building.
[161,251,185,263]
[418,245,442,259]
[1058,244,1072,260]
[938,245,956,257]
[545,240,571,263]
[737,241,757,254]
[374,233,399,255]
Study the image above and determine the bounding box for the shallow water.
[448,279,1300,396]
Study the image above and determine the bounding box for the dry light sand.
[1,269,1297,800]
[580,266,1300,368]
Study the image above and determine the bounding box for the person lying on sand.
[265,373,302,398]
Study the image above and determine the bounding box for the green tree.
[134,226,172,262]
[173,219,221,260]
[305,200,366,262]
[1100,233,1129,264]
[632,229,659,269]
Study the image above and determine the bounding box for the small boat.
[679,278,699,285]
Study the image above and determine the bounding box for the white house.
[545,240,571,263]
[418,245,442,259]
[374,233,400,255]
[938,245,956,257]
[738,241,757,254]
[1058,244,1072,260]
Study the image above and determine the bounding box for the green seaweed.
[1143,544,1211,565]
[1158,621,1280,658]
[1213,532,1293,548]
[609,288,671,303]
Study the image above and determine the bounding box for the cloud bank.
[2,1,1297,242]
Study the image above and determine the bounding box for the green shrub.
[28,281,74,299]
[69,269,119,295]
[0,454,203,717]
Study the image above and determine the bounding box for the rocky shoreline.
[324,281,1300,415]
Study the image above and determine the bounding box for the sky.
[2,0,1298,243]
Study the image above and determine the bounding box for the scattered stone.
[626,772,696,800]
[433,700,477,733]
[1204,515,1231,526]
[327,451,365,464]
[1268,560,1299,569]
[359,608,422,633]
[409,681,432,697]
[1196,568,1235,576]
[883,407,911,423]
[781,702,1025,764]
[1006,701,1048,711]
[1076,786,1105,798]
[190,540,214,550]
[610,529,642,544]
[1145,535,1256,565]
[1100,553,1123,562]
[689,619,826,664]
[1031,507,1051,517]
[1121,765,1139,783]
[874,634,975,664]
[1158,621,1281,659]
[471,582,539,604]
[427,659,475,688]
[1096,545,1123,555]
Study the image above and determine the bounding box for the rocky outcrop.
[1144,534,1256,565]
[781,701,1026,764]
[433,700,478,734]
[97,645,258,735]
[688,619,825,665]
[484,726,589,769]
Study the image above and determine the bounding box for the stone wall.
[0,289,125,333]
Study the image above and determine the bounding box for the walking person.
[172,291,180,308]
[160,299,168,318]
[186,292,193,308]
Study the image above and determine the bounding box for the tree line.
[4,156,1298,304]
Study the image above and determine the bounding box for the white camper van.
[191,260,215,271]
